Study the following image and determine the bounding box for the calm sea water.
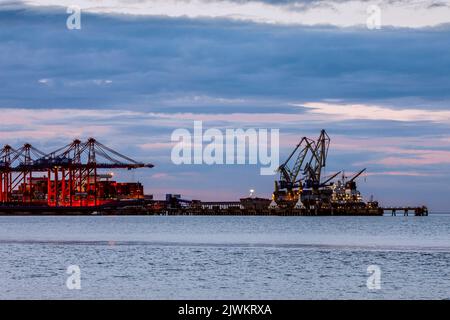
[0,215,449,300]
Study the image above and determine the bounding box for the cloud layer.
[1,8,450,110]
[18,0,450,28]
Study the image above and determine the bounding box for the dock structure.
[200,201,242,210]
[156,197,273,216]
[382,207,429,216]
[0,131,428,216]
[0,198,429,216]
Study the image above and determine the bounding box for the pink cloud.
[371,151,450,166]
[366,171,433,177]
[322,134,450,167]
[139,142,175,150]
[0,125,113,142]
[300,102,450,124]
[151,173,171,179]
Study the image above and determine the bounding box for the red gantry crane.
[0,138,153,207]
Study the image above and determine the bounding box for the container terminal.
[0,131,428,216]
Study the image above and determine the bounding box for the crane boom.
[320,171,341,186]
[349,168,366,182]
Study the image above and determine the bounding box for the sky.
[1,0,450,210]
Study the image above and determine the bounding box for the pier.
[0,200,429,216]
[382,207,429,216]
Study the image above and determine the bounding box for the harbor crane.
[271,130,366,210]
[273,130,334,205]
[0,138,153,206]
